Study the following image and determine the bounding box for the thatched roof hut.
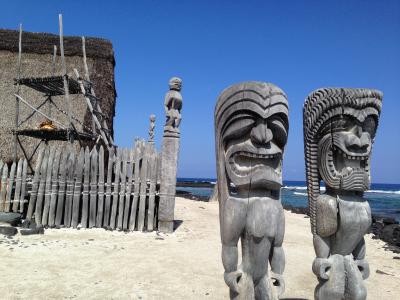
[0,29,116,166]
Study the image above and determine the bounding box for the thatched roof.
[0,29,115,64]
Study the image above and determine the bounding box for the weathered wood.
[13,24,22,162]
[147,148,158,231]
[103,148,114,227]
[96,146,105,227]
[89,148,98,228]
[59,14,73,138]
[27,148,44,220]
[81,36,114,146]
[123,148,135,230]
[0,163,9,212]
[35,148,50,226]
[129,141,143,230]
[5,161,16,212]
[117,148,128,230]
[155,151,162,229]
[48,148,61,227]
[12,159,23,212]
[73,68,111,147]
[55,148,68,226]
[72,148,84,228]
[42,147,56,225]
[81,147,90,228]
[64,147,75,227]
[110,149,121,229]
[19,159,28,213]
[138,143,150,231]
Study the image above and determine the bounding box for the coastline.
[177,190,400,254]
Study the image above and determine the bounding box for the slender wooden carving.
[215,82,289,299]
[303,88,383,300]
[159,77,183,232]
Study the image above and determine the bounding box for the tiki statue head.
[169,77,182,91]
[215,82,289,200]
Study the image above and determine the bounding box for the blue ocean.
[177,179,400,222]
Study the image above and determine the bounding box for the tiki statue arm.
[270,210,285,296]
[222,244,241,293]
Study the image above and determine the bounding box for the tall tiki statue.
[303,88,383,300]
[215,82,289,299]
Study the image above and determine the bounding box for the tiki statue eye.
[223,116,255,141]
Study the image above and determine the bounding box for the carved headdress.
[303,88,382,234]
[215,82,289,215]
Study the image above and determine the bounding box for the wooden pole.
[81,37,114,147]
[14,24,22,162]
[81,37,96,135]
[49,45,57,119]
[59,14,73,143]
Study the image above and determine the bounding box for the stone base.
[158,221,174,233]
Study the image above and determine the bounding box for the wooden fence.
[0,140,162,231]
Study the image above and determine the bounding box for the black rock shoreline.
[177,191,400,255]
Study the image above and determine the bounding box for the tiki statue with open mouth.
[303,88,383,300]
[215,82,289,299]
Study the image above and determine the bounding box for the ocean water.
[177,178,400,222]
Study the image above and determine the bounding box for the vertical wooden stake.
[59,14,73,142]
[14,24,22,162]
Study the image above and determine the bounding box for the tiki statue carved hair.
[215,82,288,299]
[303,88,382,300]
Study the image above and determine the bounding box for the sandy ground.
[0,197,399,299]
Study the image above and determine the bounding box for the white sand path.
[0,197,399,299]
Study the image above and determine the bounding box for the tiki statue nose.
[250,122,272,145]
[346,125,370,151]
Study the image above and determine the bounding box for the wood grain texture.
[81,147,90,228]
[12,159,23,212]
[5,161,16,212]
[138,143,150,231]
[72,148,84,228]
[27,148,44,220]
[64,147,75,227]
[19,159,28,213]
[89,148,98,228]
[48,148,61,227]
[117,148,128,230]
[96,146,105,227]
[35,148,49,226]
[109,149,121,230]
[55,148,68,226]
[103,148,114,228]
[129,141,143,231]
[42,147,55,225]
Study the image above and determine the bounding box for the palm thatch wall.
[0,29,116,166]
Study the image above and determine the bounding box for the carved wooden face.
[223,109,288,190]
[318,108,378,191]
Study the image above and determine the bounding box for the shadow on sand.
[173,219,183,231]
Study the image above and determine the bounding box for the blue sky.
[1,1,399,183]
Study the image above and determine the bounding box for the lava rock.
[0,212,22,226]
[0,226,18,236]
[283,205,309,215]
[19,227,44,235]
